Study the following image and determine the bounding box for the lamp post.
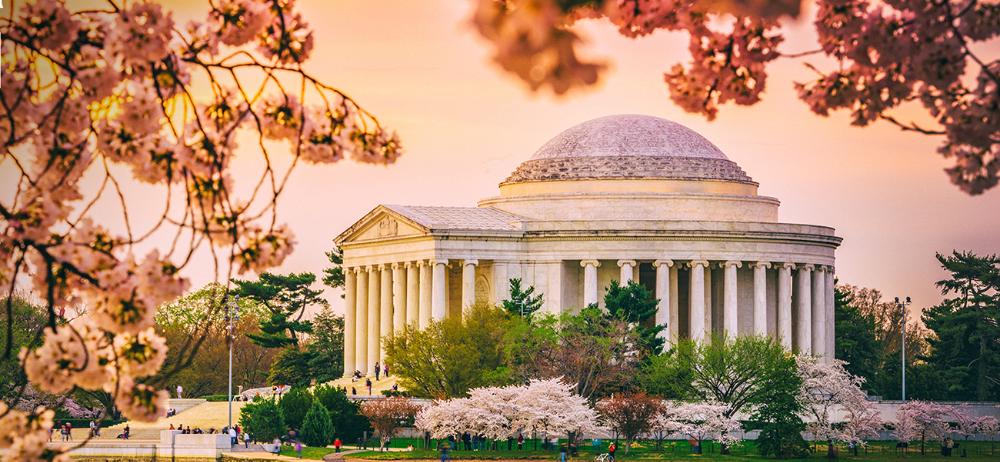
[895,296,911,401]
[225,294,240,429]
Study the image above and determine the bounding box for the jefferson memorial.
[336,114,841,376]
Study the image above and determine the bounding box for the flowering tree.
[664,401,742,453]
[895,401,954,455]
[596,392,663,454]
[414,378,599,447]
[471,0,999,195]
[797,356,883,456]
[0,0,399,459]
[360,397,423,450]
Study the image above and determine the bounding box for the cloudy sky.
[11,0,999,317]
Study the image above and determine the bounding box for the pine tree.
[240,398,285,442]
[834,285,880,390]
[501,278,544,319]
[279,387,314,430]
[322,246,345,295]
[300,400,335,447]
[235,272,326,349]
[604,280,664,354]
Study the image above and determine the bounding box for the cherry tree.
[797,356,883,456]
[664,401,742,454]
[360,397,423,450]
[895,401,953,455]
[414,378,599,448]
[471,0,999,195]
[0,0,399,459]
[952,412,996,456]
[596,392,663,454]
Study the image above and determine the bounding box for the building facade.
[336,114,841,376]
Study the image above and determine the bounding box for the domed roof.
[531,114,728,160]
[504,114,754,185]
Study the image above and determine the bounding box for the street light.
[225,294,240,429]
[895,296,911,401]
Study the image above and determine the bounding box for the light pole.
[225,294,240,429]
[895,296,911,401]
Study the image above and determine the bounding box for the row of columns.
[343,259,481,377]
[580,259,834,357]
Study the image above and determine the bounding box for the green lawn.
[279,445,337,459]
[346,439,1000,461]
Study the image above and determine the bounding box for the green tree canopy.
[300,400,335,447]
[279,387,314,430]
[604,279,664,354]
[833,285,880,389]
[501,278,544,319]
[240,398,285,442]
[922,251,1000,401]
[384,303,513,398]
[306,306,345,383]
[314,385,371,442]
[234,272,326,349]
[0,295,46,401]
[322,246,345,295]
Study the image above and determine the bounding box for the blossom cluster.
[894,401,997,444]
[415,378,600,440]
[796,356,883,446]
[655,401,743,446]
[471,0,999,194]
[1,0,399,459]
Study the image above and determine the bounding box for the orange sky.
[6,0,1000,317]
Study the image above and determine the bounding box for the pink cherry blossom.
[107,1,175,65]
[211,0,274,46]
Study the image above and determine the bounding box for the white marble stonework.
[336,114,841,376]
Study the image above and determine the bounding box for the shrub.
[279,387,313,430]
[314,385,370,441]
[300,401,335,447]
[240,398,285,442]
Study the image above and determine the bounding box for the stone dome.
[503,114,755,185]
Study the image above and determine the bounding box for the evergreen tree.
[306,307,345,382]
[604,280,665,354]
[314,385,371,441]
[239,398,285,442]
[279,387,314,430]
[322,246,345,295]
[749,347,807,459]
[268,349,316,388]
[235,272,326,349]
[924,251,1000,401]
[300,400,335,447]
[501,278,544,319]
[834,285,880,390]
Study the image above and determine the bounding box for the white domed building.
[336,115,840,376]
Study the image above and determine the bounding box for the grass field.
[343,438,1000,462]
[279,445,337,459]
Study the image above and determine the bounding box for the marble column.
[669,265,680,342]
[581,260,600,307]
[618,259,636,283]
[704,265,713,333]
[366,266,380,373]
[462,259,478,308]
[812,267,827,358]
[405,262,419,327]
[392,263,406,335]
[752,262,770,336]
[795,264,814,354]
[825,267,836,360]
[343,268,356,377]
[431,259,448,321]
[493,262,510,303]
[418,261,432,329]
[354,267,368,375]
[689,260,709,343]
[722,261,741,337]
[777,263,794,349]
[379,265,392,362]
[654,260,673,340]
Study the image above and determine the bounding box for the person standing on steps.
[366,378,373,395]
[374,361,381,380]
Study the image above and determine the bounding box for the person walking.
[559,443,568,462]
[244,432,251,448]
[383,364,389,378]
[295,440,303,459]
[439,440,450,462]
[608,442,616,462]
[229,426,238,446]
[374,362,381,380]
[334,437,343,453]
[366,378,373,395]
[176,384,183,399]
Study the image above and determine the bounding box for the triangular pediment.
[336,205,428,245]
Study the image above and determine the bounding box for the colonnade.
[581,259,835,358]
[344,259,476,376]
[344,258,836,377]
